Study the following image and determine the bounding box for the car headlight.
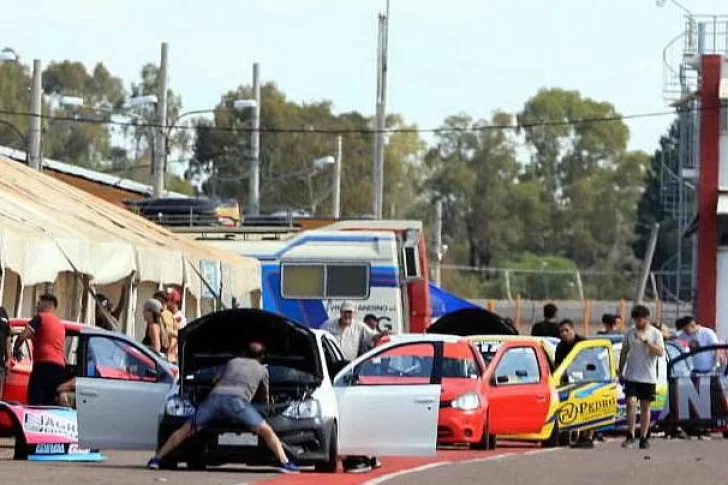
[282,400,320,419]
[451,392,481,411]
[166,395,195,417]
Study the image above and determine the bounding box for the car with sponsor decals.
[150,309,442,472]
[382,333,617,448]
[1,318,177,447]
[376,334,491,448]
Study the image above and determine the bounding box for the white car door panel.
[334,341,441,456]
[76,335,173,450]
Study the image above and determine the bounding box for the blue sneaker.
[279,462,300,474]
[145,458,161,470]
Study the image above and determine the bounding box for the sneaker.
[370,457,382,469]
[621,437,636,449]
[345,462,373,474]
[145,458,161,470]
[279,462,300,474]
[639,438,651,450]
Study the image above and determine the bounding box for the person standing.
[675,316,719,373]
[597,314,621,335]
[12,294,67,405]
[322,302,388,473]
[531,303,560,338]
[153,291,177,363]
[555,319,594,448]
[142,299,168,357]
[363,314,378,331]
[166,288,187,329]
[0,307,11,400]
[146,342,298,473]
[619,304,665,450]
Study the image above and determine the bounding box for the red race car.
[377,334,492,448]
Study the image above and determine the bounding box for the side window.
[65,335,79,366]
[565,347,611,383]
[493,347,541,385]
[85,336,158,382]
[442,346,481,379]
[338,342,435,386]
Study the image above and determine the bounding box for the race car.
[467,334,618,446]
[377,334,492,448]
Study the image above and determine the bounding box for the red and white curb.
[359,449,561,485]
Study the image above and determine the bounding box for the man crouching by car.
[146,342,299,473]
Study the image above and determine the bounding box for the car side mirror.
[496,375,509,384]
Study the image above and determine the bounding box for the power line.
[0,104,696,135]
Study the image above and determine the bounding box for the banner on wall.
[0,402,105,461]
[199,260,220,299]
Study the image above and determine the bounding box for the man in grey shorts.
[146,342,299,473]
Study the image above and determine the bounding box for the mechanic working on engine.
[13,294,67,406]
[619,304,665,450]
[0,306,10,400]
[146,342,299,473]
[322,302,389,473]
[555,319,595,448]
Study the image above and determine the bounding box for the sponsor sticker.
[34,443,65,455]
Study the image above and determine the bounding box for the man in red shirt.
[13,294,66,405]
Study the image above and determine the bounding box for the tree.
[41,61,126,167]
[191,82,424,216]
[0,60,31,151]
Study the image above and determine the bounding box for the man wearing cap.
[322,302,388,473]
[0,306,11,399]
[166,288,187,330]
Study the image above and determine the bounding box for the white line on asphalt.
[361,461,454,485]
[361,448,563,485]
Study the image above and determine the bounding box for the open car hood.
[427,308,518,336]
[178,309,322,384]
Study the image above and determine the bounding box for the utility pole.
[152,42,169,198]
[372,0,389,219]
[433,200,443,286]
[248,62,261,216]
[333,135,342,219]
[28,59,42,170]
[635,223,660,303]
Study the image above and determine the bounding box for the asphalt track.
[1,437,727,485]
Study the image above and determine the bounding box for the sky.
[2,0,728,154]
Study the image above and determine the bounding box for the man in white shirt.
[619,304,665,450]
[321,302,387,361]
[321,302,389,473]
[675,316,719,373]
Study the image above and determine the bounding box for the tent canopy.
[0,157,260,299]
[429,282,481,319]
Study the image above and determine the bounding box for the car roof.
[381,333,469,344]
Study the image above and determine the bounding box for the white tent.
[0,157,261,337]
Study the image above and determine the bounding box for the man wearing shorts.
[619,304,665,450]
[146,342,298,473]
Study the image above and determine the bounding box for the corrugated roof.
[0,145,188,198]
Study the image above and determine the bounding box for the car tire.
[471,420,496,450]
[315,424,339,473]
[543,422,567,448]
[187,458,207,471]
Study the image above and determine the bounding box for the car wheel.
[471,420,496,450]
[543,422,566,448]
[314,424,339,473]
[187,458,207,471]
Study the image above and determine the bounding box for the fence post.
[619,299,627,331]
[514,294,522,333]
[656,298,663,324]
[583,299,592,336]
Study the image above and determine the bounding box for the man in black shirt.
[532,303,560,338]
[555,319,594,448]
[597,314,621,335]
[0,307,11,399]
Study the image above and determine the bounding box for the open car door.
[485,341,552,435]
[553,340,618,432]
[76,334,175,450]
[333,341,442,456]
